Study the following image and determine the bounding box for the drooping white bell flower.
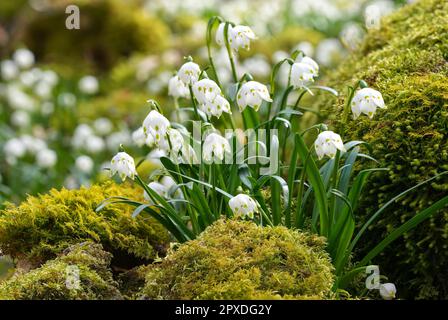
[202,133,231,162]
[142,110,171,147]
[216,23,233,46]
[36,149,57,168]
[166,128,185,154]
[314,131,346,160]
[291,56,319,89]
[144,181,167,202]
[229,194,259,218]
[379,283,396,300]
[132,127,154,147]
[110,152,136,181]
[75,155,94,174]
[168,75,189,99]
[200,94,231,119]
[13,49,35,69]
[351,87,386,119]
[192,78,221,104]
[178,61,201,85]
[230,25,257,51]
[236,81,272,111]
[79,75,99,95]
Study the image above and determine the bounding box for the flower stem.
[188,84,200,120]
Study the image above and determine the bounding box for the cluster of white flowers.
[192,78,231,118]
[3,135,56,168]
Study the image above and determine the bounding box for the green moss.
[313,0,448,299]
[140,219,335,300]
[0,182,170,268]
[0,242,122,300]
[17,0,169,72]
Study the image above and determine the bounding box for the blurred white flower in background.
[40,101,54,116]
[340,23,365,51]
[72,124,94,149]
[58,92,77,108]
[21,135,47,155]
[132,127,153,147]
[146,148,167,167]
[315,38,345,67]
[294,41,315,57]
[242,55,271,78]
[1,60,19,80]
[75,155,94,174]
[106,130,132,151]
[85,135,105,154]
[6,85,35,110]
[78,75,99,95]
[4,138,26,162]
[36,148,57,168]
[11,110,31,128]
[93,118,113,135]
[13,48,35,69]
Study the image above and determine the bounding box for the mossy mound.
[16,0,169,72]
[140,219,335,300]
[0,182,170,268]
[0,242,122,300]
[312,0,448,299]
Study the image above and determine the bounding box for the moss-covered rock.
[312,0,448,299]
[139,219,335,300]
[0,182,170,268]
[0,242,122,300]
[15,0,169,73]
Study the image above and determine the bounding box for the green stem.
[224,22,238,83]
[189,84,200,120]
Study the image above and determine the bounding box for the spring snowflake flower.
[13,49,35,69]
[168,75,189,99]
[216,23,257,51]
[200,95,231,119]
[229,194,259,218]
[144,181,167,201]
[202,133,231,163]
[236,81,272,111]
[351,87,386,119]
[379,283,396,300]
[314,131,346,160]
[36,149,57,168]
[78,75,99,95]
[178,61,201,85]
[1,60,19,80]
[76,155,94,174]
[110,152,136,181]
[142,110,171,147]
[291,56,319,89]
[192,78,221,104]
[160,128,185,154]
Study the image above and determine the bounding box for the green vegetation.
[140,219,335,300]
[312,0,448,299]
[0,182,170,268]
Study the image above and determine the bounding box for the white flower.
[142,110,171,148]
[11,110,30,127]
[85,135,105,153]
[4,138,26,159]
[132,127,152,147]
[144,181,167,201]
[192,78,221,104]
[106,130,131,151]
[36,149,57,168]
[160,176,183,198]
[1,60,19,80]
[314,131,346,160]
[93,118,113,135]
[13,49,35,69]
[72,124,94,149]
[110,152,136,181]
[200,95,231,119]
[78,75,99,95]
[76,155,94,174]
[290,56,319,89]
[216,23,231,46]
[351,87,386,119]
[146,148,167,167]
[21,135,47,154]
[379,283,396,300]
[202,133,231,162]
[236,81,272,111]
[229,194,259,218]
[178,61,201,85]
[168,75,189,99]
